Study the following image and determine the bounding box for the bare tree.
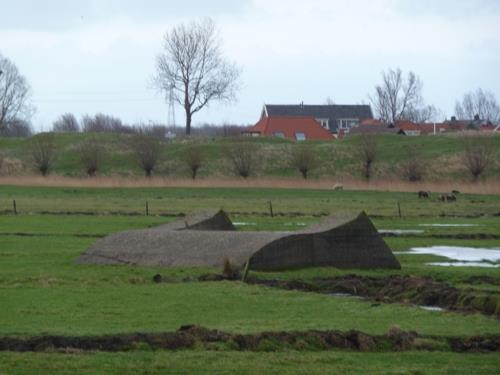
[82,113,126,133]
[31,133,57,176]
[78,138,103,176]
[289,145,317,179]
[183,145,204,180]
[400,146,424,182]
[226,142,256,178]
[369,68,438,123]
[131,134,161,177]
[0,118,32,137]
[462,136,495,181]
[356,135,378,180]
[153,18,241,135]
[0,53,35,131]
[455,89,500,122]
[53,113,80,132]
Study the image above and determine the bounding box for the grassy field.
[1,132,499,181]
[2,351,500,375]
[0,185,499,373]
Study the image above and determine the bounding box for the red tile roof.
[246,116,333,140]
[359,119,385,126]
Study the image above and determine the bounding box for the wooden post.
[242,261,250,282]
[13,200,17,215]
[146,201,149,216]
[268,201,274,217]
[397,201,401,218]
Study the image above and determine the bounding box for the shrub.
[289,145,317,179]
[183,145,204,180]
[462,135,495,181]
[78,138,103,176]
[356,135,377,180]
[30,132,57,176]
[131,134,161,177]
[226,141,256,178]
[400,145,424,182]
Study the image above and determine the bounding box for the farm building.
[244,116,333,141]
[78,210,401,271]
[261,103,374,135]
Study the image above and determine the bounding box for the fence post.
[146,201,149,216]
[13,200,17,215]
[268,201,274,217]
[397,201,401,218]
[242,261,250,282]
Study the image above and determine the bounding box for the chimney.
[450,116,456,122]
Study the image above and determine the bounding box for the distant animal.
[452,190,460,194]
[333,184,343,191]
[418,191,430,198]
[439,194,456,202]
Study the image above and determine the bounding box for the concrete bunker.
[78,210,401,270]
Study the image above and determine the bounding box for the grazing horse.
[418,191,430,198]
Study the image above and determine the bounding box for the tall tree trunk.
[185,112,192,135]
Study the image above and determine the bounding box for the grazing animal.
[440,193,456,202]
[418,191,430,199]
[452,190,460,194]
[333,184,343,191]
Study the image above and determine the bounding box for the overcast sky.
[1,0,499,130]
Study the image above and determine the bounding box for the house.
[445,115,497,132]
[245,116,333,141]
[348,124,404,136]
[261,103,373,134]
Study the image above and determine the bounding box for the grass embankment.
[1,132,499,182]
[0,186,499,373]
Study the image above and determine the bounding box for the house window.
[295,132,306,141]
[337,119,359,130]
[317,118,329,129]
[273,132,285,138]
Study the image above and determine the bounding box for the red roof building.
[245,116,333,141]
[359,119,385,126]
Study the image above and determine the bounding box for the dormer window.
[295,132,306,141]
[317,118,329,129]
[337,119,359,130]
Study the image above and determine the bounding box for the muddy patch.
[1,325,499,353]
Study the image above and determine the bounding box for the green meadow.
[0,186,499,373]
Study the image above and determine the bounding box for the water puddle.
[378,229,424,235]
[233,222,257,226]
[419,224,479,227]
[408,246,500,262]
[419,306,444,312]
[427,262,500,268]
